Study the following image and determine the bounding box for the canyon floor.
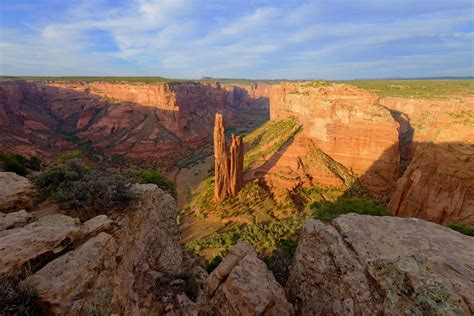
[0,77,473,315]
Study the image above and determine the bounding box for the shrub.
[135,169,176,198]
[32,159,136,216]
[58,150,82,163]
[0,152,43,176]
[312,198,391,221]
[445,223,474,236]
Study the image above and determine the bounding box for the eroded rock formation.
[389,142,474,225]
[265,83,400,198]
[0,172,34,212]
[0,183,183,314]
[229,134,244,196]
[204,242,294,315]
[214,113,230,201]
[213,113,244,201]
[0,80,268,167]
[286,214,474,315]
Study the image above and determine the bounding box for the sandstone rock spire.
[214,113,244,201]
[214,113,230,201]
[229,134,244,196]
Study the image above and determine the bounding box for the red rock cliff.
[266,83,400,197]
[0,81,268,167]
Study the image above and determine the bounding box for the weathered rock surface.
[286,214,474,315]
[18,184,183,315]
[0,209,34,231]
[0,172,34,212]
[0,214,80,277]
[22,232,118,315]
[267,83,400,198]
[389,142,474,225]
[205,242,294,315]
[214,113,230,201]
[213,113,245,201]
[229,134,244,196]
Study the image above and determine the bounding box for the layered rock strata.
[265,83,400,198]
[0,80,268,166]
[286,214,474,315]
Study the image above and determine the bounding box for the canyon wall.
[265,83,400,197]
[0,81,268,167]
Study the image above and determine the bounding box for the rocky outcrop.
[205,242,294,315]
[0,214,81,277]
[0,210,34,231]
[0,172,34,212]
[286,214,474,315]
[389,142,474,225]
[0,183,183,315]
[266,83,400,198]
[213,113,244,201]
[229,134,244,196]
[214,113,230,201]
[22,232,118,315]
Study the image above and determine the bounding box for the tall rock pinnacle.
[213,113,244,201]
[214,113,230,201]
[229,134,244,196]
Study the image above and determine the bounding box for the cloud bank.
[0,0,472,79]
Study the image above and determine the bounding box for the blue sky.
[0,0,473,79]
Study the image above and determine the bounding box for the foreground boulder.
[205,242,294,315]
[20,184,183,315]
[0,209,34,231]
[22,232,117,315]
[0,214,80,277]
[286,214,474,315]
[0,172,34,212]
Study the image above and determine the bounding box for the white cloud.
[0,0,472,78]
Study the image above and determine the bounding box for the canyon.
[1,79,473,225]
[0,78,473,314]
[0,172,472,315]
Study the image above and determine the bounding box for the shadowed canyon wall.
[265,83,400,198]
[0,81,269,167]
[1,80,472,224]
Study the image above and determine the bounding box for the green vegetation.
[345,79,474,99]
[134,169,176,198]
[58,149,82,163]
[63,135,80,143]
[244,118,300,169]
[185,216,307,255]
[32,159,136,217]
[0,152,42,176]
[445,223,474,236]
[311,197,391,221]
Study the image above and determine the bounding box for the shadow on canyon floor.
[0,80,270,169]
